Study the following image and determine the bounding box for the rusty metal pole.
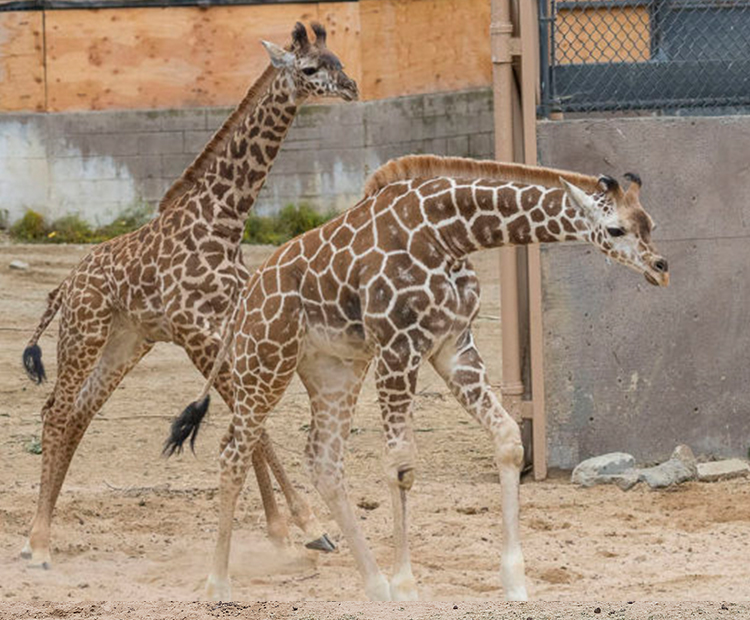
[491,0,524,422]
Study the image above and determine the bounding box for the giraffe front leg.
[432,330,527,601]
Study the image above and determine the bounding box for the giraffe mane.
[158,64,279,213]
[363,155,603,197]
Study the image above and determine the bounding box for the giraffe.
[165,154,669,601]
[20,21,358,570]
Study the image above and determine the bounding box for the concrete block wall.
[0,88,494,226]
[537,115,750,469]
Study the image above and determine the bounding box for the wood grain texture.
[358,0,491,101]
[45,5,317,111]
[6,0,498,112]
[0,12,45,112]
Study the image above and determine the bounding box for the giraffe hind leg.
[24,303,114,568]
[24,318,152,569]
[182,330,324,548]
[297,353,390,600]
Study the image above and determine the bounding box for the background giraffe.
[166,155,669,601]
[20,21,358,569]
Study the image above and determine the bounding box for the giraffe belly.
[304,325,372,361]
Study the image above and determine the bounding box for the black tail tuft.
[23,344,46,385]
[163,395,210,457]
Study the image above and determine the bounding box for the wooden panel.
[358,0,491,101]
[0,12,45,112]
[45,4,318,111]
[556,7,651,64]
[318,1,362,92]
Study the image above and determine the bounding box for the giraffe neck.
[170,71,303,246]
[420,179,590,257]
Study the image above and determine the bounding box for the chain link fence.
[539,0,750,115]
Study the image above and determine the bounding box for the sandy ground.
[1,242,749,610]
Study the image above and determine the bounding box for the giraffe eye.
[607,227,626,238]
[301,67,318,76]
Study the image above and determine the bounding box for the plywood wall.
[45,5,318,111]
[1,0,493,112]
[0,12,45,112]
[1,0,645,112]
[358,0,491,100]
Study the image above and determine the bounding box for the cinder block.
[119,155,163,180]
[161,153,194,179]
[469,132,494,159]
[139,132,184,156]
[206,107,233,132]
[139,177,173,202]
[75,132,140,158]
[446,135,470,157]
[184,130,214,155]
[156,108,208,132]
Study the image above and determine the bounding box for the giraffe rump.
[163,395,211,457]
[363,155,603,197]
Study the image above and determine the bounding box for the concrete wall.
[0,88,494,226]
[537,115,750,469]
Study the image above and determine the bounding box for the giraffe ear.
[560,178,598,220]
[261,40,294,68]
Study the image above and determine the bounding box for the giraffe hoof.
[205,574,232,601]
[304,533,336,553]
[390,572,419,601]
[20,543,32,560]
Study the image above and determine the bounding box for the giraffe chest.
[109,230,241,339]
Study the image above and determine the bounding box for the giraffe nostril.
[654,259,668,273]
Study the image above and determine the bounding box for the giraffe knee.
[384,445,417,491]
[494,419,524,470]
[397,468,415,491]
[310,467,343,501]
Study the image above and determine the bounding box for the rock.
[571,452,636,487]
[610,470,640,491]
[638,458,696,489]
[697,459,750,482]
[9,260,29,271]
[671,444,698,476]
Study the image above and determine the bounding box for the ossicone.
[311,22,327,46]
[597,175,619,193]
[292,21,310,49]
[624,172,642,188]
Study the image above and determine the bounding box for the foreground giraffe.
[166,155,669,601]
[21,22,358,569]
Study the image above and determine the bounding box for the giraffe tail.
[23,284,64,385]
[163,307,237,457]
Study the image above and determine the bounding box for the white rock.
[9,259,29,271]
[697,459,750,482]
[572,452,636,487]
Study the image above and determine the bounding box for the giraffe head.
[560,173,669,287]
[261,22,359,103]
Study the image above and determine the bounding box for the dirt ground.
[1,242,749,608]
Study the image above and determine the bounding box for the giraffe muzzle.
[645,257,669,287]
